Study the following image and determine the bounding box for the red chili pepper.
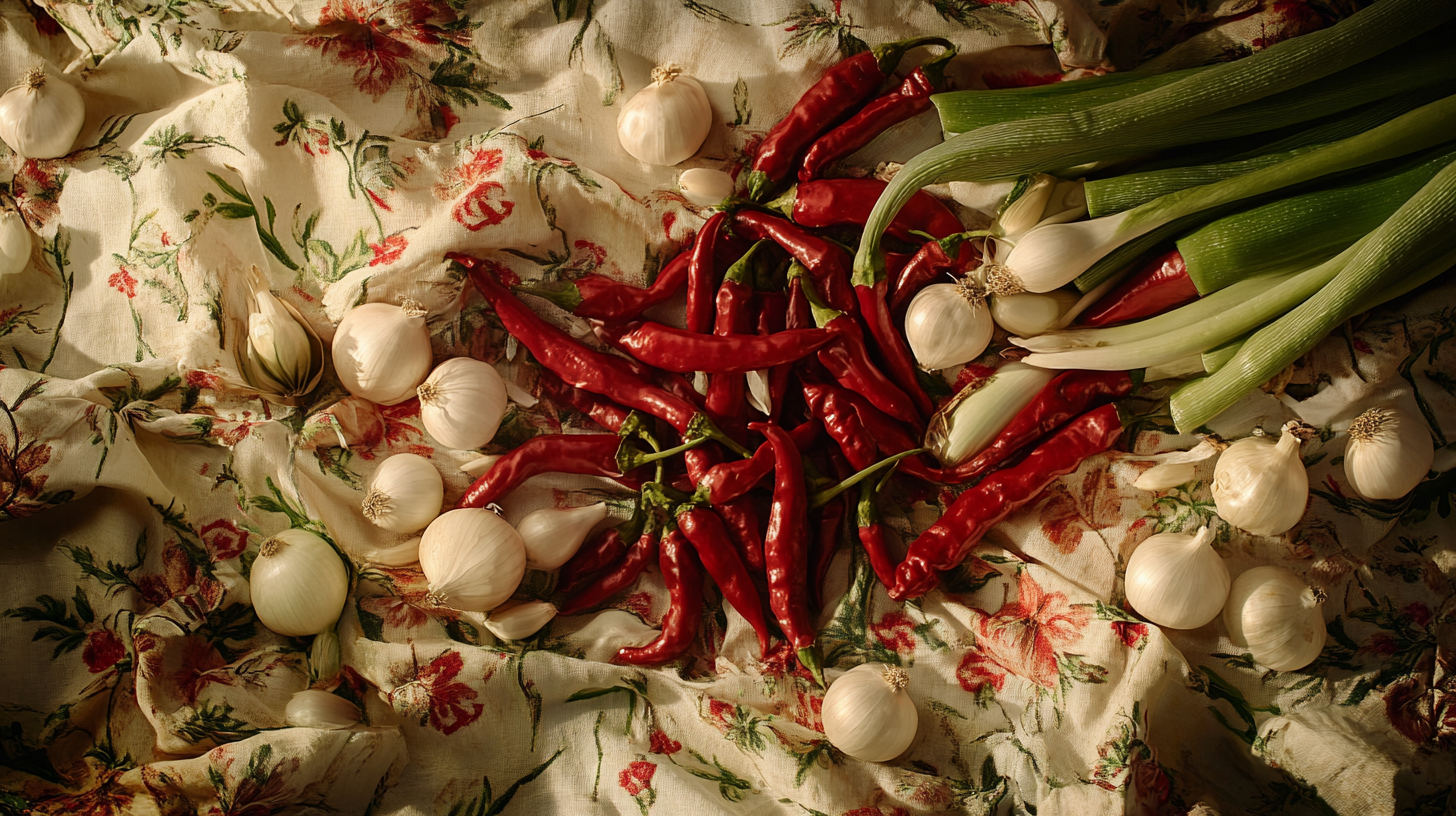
[803,382,875,471]
[537,369,631,432]
[697,420,819,505]
[715,498,765,574]
[773,178,968,248]
[603,321,835,375]
[890,403,1126,601]
[854,277,935,419]
[457,434,644,509]
[687,212,749,335]
[513,251,690,322]
[888,233,981,314]
[557,527,628,595]
[855,480,898,589]
[733,210,858,317]
[677,506,773,658]
[615,527,703,665]
[560,526,661,615]
[810,497,846,611]
[755,289,794,420]
[751,421,824,686]
[1079,249,1199,327]
[705,242,768,425]
[799,50,954,182]
[745,35,952,201]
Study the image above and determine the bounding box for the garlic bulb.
[904,280,994,371]
[418,358,508,450]
[1343,405,1434,500]
[250,529,350,637]
[419,509,526,612]
[483,600,557,641]
[516,502,609,571]
[679,167,734,206]
[0,66,85,160]
[332,300,433,405]
[617,65,712,166]
[1,210,32,278]
[362,453,443,534]
[1223,566,1326,671]
[1212,422,1309,536]
[241,266,324,403]
[822,663,918,762]
[1124,527,1230,629]
[285,690,361,730]
[989,290,1080,337]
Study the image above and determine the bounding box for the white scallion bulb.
[926,362,1056,466]
[904,280,994,371]
[285,689,361,729]
[822,663,918,762]
[241,266,324,403]
[516,502,609,571]
[0,66,85,160]
[332,300,434,405]
[1223,566,1326,671]
[989,290,1080,337]
[362,453,443,534]
[482,600,557,641]
[617,65,712,167]
[995,211,1129,294]
[418,358,509,450]
[679,168,734,206]
[0,210,32,278]
[1212,421,1309,536]
[249,529,350,637]
[419,509,526,612]
[1125,527,1230,629]
[1343,405,1434,500]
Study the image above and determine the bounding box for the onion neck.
[24,67,46,91]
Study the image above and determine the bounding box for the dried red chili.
[803,382,875,471]
[696,420,819,505]
[557,527,628,595]
[615,527,704,666]
[772,178,968,247]
[559,525,662,616]
[677,506,773,657]
[705,242,769,426]
[888,232,981,314]
[603,320,834,375]
[751,421,824,686]
[457,434,644,509]
[513,251,691,322]
[854,276,935,419]
[716,498,765,574]
[855,480,898,589]
[810,497,846,610]
[687,212,750,335]
[1078,249,1199,327]
[537,369,631,433]
[732,209,858,317]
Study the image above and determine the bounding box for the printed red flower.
[185,370,222,390]
[438,104,460,136]
[30,771,135,816]
[648,729,681,755]
[0,433,53,519]
[11,159,67,230]
[573,240,607,271]
[1038,485,1092,555]
[961,571,1090,690]
[435,148,516,231]
[136,543,226,619]
[389,651,484,735]
[82,630,125,673]
[871,611,916,654]
[1111,620,1148,649]
[369,234,408,267]
[1403,602,1433,628]
[199,518,249,561]
[1385,671,1435,745]
[955,650,1007,695]
[618,760,656,796]
[478,258,520,288]
[307,0,413,100]
[790,683,824,732]
[172,635,235,707]
[1130,755,1171,804]
[361,589,457,629]
[109,268,138,298]
[620,591,654,622]
[708,698,736,725]
[212,418,259,446]
[1367,632,1397,657]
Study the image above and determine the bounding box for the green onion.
[1072,200,1250,294]
[1179,146,1456,294]
[1224,83,1456,161]
[1170,158,1456,432]
[1086,149,1320,218]
[1143,354,1207,383]
[1201,338,1246,374]
[925,362,1056,466]
[853,0,1456,286]
[933,65,1208,134]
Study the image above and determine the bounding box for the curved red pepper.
[513,251,691,322]
[537,370,631,433]
[705,244,764,426]
[889,234,979,314]
[678,506,773,658]
[606,321,835,375]
[783,178,968,248]
[1079,249,1199,327]
[560,526,661,615]
[698,420,819,505]
[854,278,934,419]
[803,382,875,471]
[557,527,628,595]
[855,481,898,589]
[615,528,703,665]
[819,314,921,427]
[457,434,643,509]
[716,498,765,574]
[752,421,824,686]
[756,289,793,420]
[732,210,858,317]
[891,404,1125,601]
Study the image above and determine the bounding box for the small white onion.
[1,210,32,278]
[418,357,508,450]
[1125,527,1230,629]
[617,65,712,167]
[679,168,735,207]
[419,509,526,612]
[0,66,85,160]
[822,663,918,762]
[904,281,993,371]
[362,453,443,534]
[516,502,609,571]
[332,300,434,405]
[989,290,1080,337]
[1223,565,1326,671]
[483,600,557,641]
[250,528,350,637]
[1343,405,1434,500]
[1212,422,1308,536]
[285,689,361,729]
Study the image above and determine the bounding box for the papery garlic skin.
[1344,405,1434,500]
[517,503,609,571]
[285,690,361,730]
[483,600,557,641]
[418,358,508,450]
[822,663,918,762]
[0,67,85,159]
[362,453,443,534]
[332,300,433,405]
[0,210,32,278]
[618,65,712,166]
[1223,566,1326,671]
[1125,527,1229,629]
[250,529,350,637]
[905,281,993,371]
[1212,422,1308,536]
[419,509,525,612]
[679,168,734,206]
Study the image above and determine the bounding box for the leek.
[933,65,1208,134]
[1201,339,1246,374]
[1072,201,1246,294]
[854,0,1456,286]
[1170,159,1456,432]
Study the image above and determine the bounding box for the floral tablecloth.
[2,1,1452,814]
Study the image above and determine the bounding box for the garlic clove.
[461,454,501,477]
[419,509,526,612]
[482,600,557,641]
[332,300,434,406]
[309,629,341,685]
[1343,405,1434,500]
[1133,462,1197,492]
[238,266,325,405]
[365,536,422,567]
[679,167,735,206]
[249,528,350,638]
[418,358,509,450]
[1124,526,1230,629]
[362,453,444,534]
[516,503,610,571]
[1212,421,1309,536]
[904,280,994,371]
[822,663,918,763]
[0,66,86,160]
[285,689,361,730]
[1223,565,1326,671]
[617,65,713,167]
[745,369,772,416]
[0,210,32,278]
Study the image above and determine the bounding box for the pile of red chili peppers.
[447,37,1140,682]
